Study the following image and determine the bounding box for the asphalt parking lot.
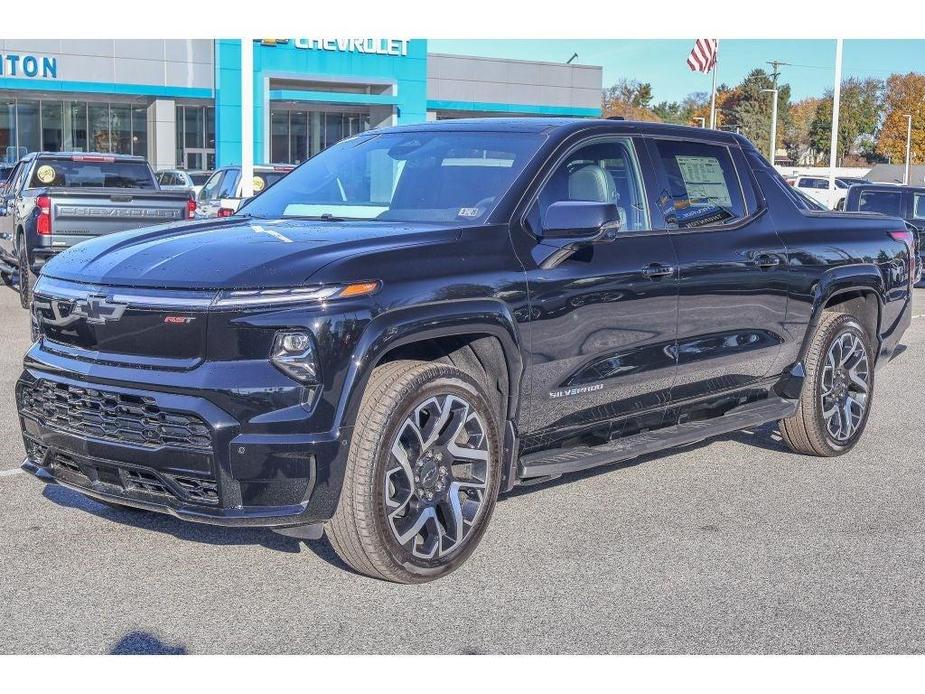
[1,288,923,655]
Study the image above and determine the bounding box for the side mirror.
[536,201,621,269]
[542,200,621,240]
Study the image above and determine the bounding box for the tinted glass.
[653,139,746,228]
[536,138,649,232]
[199,171,224,201]
[218,170,240,198]
[190,173,211,186]
[913,193,925,220]
[242,131,544,223]
[28,157,156,189]
[858,191,902,216]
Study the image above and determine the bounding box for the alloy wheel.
[820,330,870,442]
[383,393,491,560]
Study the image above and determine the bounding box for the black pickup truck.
[0,152,195,307]
[17,119,914,583]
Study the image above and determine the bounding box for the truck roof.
[364,117,746,146]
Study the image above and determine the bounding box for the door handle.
[641,263,675,279]
[751,253,781,268]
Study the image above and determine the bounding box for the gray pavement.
[1,288,924,654]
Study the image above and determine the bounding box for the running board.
[518,396,798,480]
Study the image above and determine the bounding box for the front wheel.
[327,360,502,583]
[17,241,35,309]
[780,312,874,456]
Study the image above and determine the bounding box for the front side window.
[653,139,746,229]
[858,190,902,216]
[534,137,649,232]
[199,170,225,201]
[242,131,545,224]
[218,170,240,198]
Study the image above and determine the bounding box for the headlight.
[215,281,380,308]
[271,330,319,384]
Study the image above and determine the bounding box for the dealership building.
[0,39,602,170]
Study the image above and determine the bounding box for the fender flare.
[330,298,525,491]
[800,263,885,362]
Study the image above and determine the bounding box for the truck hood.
[41,217,461,289]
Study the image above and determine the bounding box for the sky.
[428,39,925,104]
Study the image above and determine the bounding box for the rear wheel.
[780,312,874,456]
[327,360,502,583]
[17,238,35,309]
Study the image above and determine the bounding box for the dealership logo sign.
[274,38,409,57]
[0,53,57,79]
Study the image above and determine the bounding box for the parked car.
[0,152,196,308]
[843,183,925,284]
[155,169,213,197]
[18,120,914,583]
[195,164,294,218]
[793,175,871,209]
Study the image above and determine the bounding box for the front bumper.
[17,364,350,528]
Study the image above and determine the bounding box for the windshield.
[29,157,156,189]
[241,131,545,223]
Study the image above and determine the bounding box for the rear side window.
[912,193,925,220]
[653,139,746,229]
[29,158,156,189]
[858,190,902,216]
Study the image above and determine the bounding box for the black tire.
[327,360,502,583]
[779,312,874,456]
[17,238,35,310]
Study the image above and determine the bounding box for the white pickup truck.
[791,175,870,209]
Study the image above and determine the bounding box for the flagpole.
[709,64,717,129]
[828,38,843,191]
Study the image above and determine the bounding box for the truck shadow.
[110,631,187,655]
[41,484,303,554]
[504,422,791,498]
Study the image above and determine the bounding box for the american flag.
[687,39,718,73]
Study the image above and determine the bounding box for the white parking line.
[0,468,23,477]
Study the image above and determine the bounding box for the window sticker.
[36,165,56,184]
[675,155,732,207]
[457,207,481,218]
[253,176,265,193]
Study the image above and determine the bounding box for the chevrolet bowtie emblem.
[42,295,127,327]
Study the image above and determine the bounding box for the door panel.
[515,136,680,450]
[647,137,789,409]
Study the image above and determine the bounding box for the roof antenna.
[566,53,578,64]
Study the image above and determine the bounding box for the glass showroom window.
[1,101,16,162]
[268,107,371,164]
[0,98,148,158]
[175,104,215,170]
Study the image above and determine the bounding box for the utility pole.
[761,89,779,163]
[767,60,791,89]
[904,114,913,185]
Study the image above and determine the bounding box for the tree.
[731,68,793,161]
[785,97,823,164]
[876,72,925,165]
[601,79,660,121]
[809,77,882,165]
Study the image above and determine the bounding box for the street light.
[761,88,779,164]
[903,114,913,185]
[694,117,705,128]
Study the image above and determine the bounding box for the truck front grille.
[19,380,212,452]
